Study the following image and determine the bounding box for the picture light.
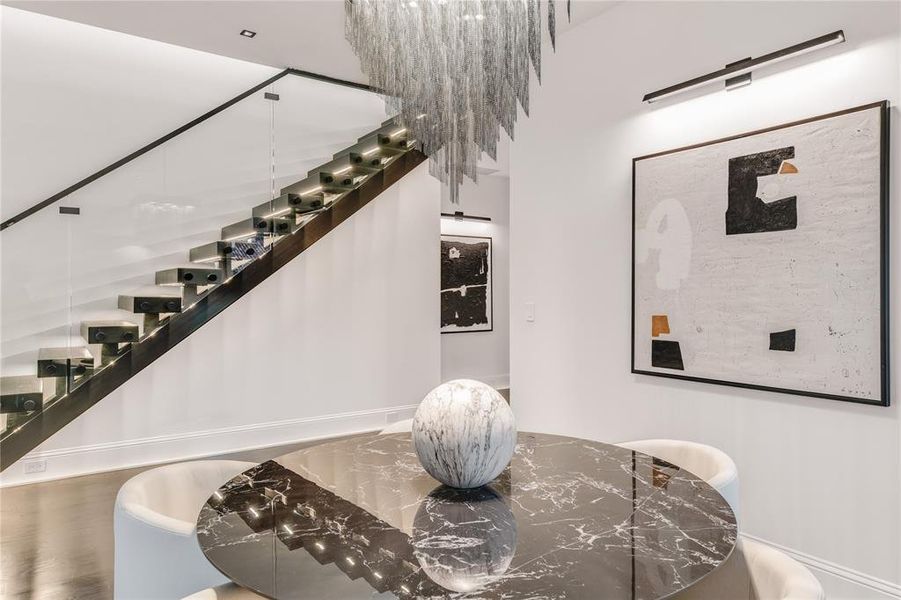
[643,30,845,104]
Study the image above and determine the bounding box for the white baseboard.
[0,404,418,488]
[743,533,901,599]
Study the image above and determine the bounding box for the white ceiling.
[5,0,616,179]
[5,0,617,84]
[5,1,368,82]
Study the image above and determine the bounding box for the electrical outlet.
[23,460,46,474]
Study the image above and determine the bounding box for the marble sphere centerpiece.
[412,379,516,489]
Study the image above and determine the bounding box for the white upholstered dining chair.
[617,438,740,520]
[182,583,265,599]
[379,417,413,434]
[675,537,825,600]
[114,460,255,600]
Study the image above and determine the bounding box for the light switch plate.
[525,302,536,322]
[23,460,46,474]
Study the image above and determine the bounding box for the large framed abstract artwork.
[441,234,493,334]
[632,101,889,406]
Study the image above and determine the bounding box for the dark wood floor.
[0,438,346,600]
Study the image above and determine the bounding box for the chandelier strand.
[345,0,568,203]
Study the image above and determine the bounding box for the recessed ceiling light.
[239,29,257,38]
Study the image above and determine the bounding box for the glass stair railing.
[0,69,424,470]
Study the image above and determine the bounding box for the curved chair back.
[675,538,824,600]
[379,417,413,434]
[618,439,740,519]
[182,583,265,599]
[115,460,254,599]
[745,539,825,600]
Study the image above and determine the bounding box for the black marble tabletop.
[197,432,737,599]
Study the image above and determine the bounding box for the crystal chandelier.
[345,0,568,203]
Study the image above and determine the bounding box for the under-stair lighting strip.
[221,234,250,243]
[259,207,292,219]
[440,211,491,222]
[643,30,845,104]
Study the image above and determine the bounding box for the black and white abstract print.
[632,102,888,404]
[441,235,492,333]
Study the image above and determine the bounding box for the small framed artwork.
[632,101,889,406]
[441,234,493,333]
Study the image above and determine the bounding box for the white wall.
[440,175,510,388]
[1,162,441,486]
[0,6,280,221]
[510,2,900,598]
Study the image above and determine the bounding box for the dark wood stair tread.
[155,267,224,287]
[80,321,140,344]
[251,193,324,219]
[188,240,260,264]
[333,134,407,162]
[221,217,293,242]
[36,347,94,379]
[37,347,92,361]
[118,294,183,314]
[0,376,44,414]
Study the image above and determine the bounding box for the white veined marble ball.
[412,379,516,489]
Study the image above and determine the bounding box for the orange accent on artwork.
[653,465,671,489]
[779,161,798,174]
[651,315,670,337]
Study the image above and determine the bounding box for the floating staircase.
[0,118,423,470]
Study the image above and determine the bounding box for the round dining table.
[196,432,737,599]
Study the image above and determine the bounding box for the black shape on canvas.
[652,340,684,370]
[769,329,796,352]
[441,288,488,328]
[441,240,489,289]
[726,147,798,235]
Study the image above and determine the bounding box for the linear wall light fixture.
[643,30,845,104]
[440,211,491,223]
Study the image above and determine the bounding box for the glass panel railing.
[272,73,389,194]
[0,206,75,435]
[0,72,391,445]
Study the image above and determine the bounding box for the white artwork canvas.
[632,102,888,405]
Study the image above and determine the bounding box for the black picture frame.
[631,100,890,407]
[440,234,494,334]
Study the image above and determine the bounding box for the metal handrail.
[0,68,376,231]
